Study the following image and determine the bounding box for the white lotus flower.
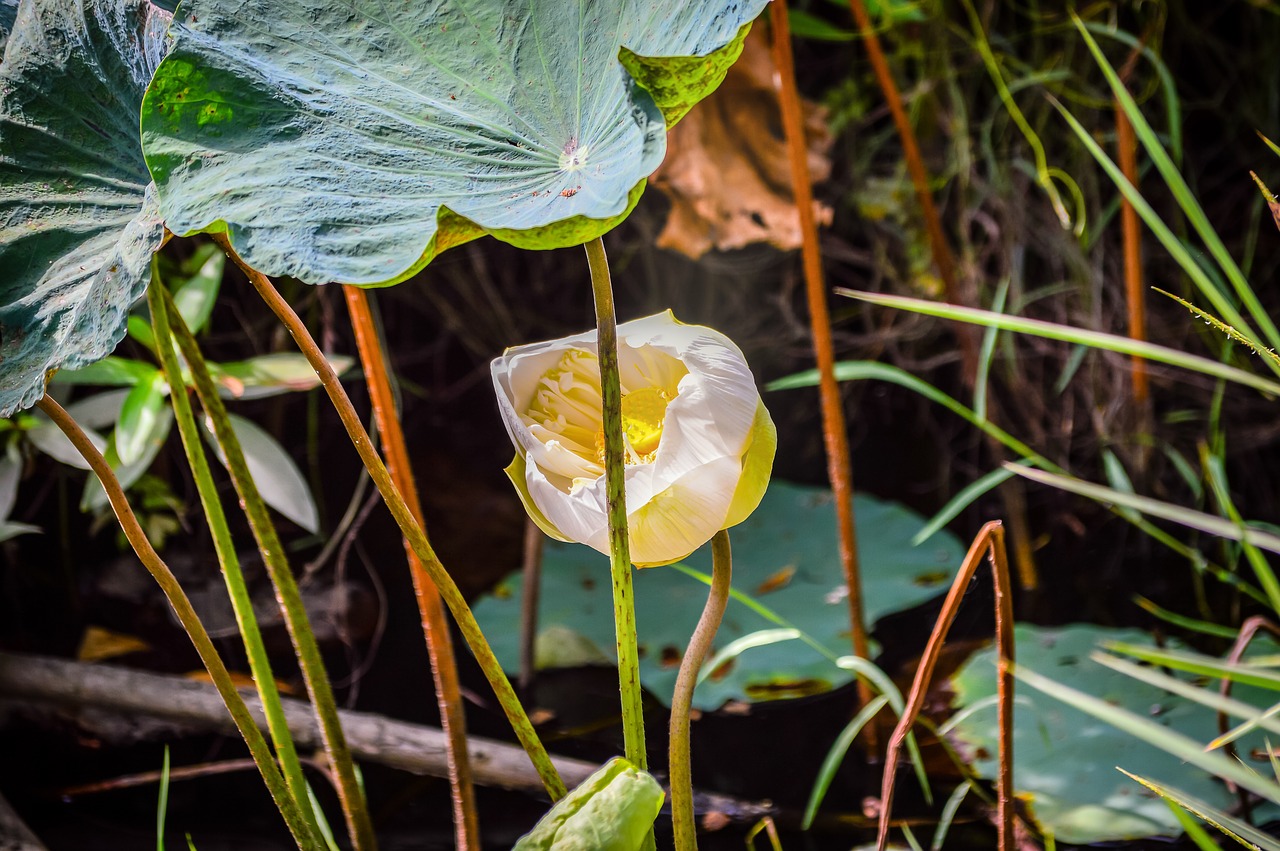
[492,311,775,567]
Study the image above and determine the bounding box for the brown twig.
[845,0,978,378]
[342,285,479,851]
[876,521,1015,851]
[769,0,874,736]
[1115,47,1150,410]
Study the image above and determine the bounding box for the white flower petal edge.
[493,310,775,567]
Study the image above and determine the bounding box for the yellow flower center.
[524,348,679,473]
[615,385,671,460]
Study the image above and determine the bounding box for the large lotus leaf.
[0,0,169,417]
[0,0,18,53]
[140,0,769,287]
[472,481,966,711]
[949,624,1280,844]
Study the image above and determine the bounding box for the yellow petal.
[722,399,776,529]
[504,453,573,543]
[629,455,742,567]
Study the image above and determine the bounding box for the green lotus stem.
[147,265,318,835]
[218,236,567,801]
[584,236,653,849]
[159,284,377,851]
[670,530,732,851]
[33,395,322,851]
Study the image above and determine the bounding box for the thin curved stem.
[159,284,377,851]
[219,236,566,801]
[342,285,479,851]
[34,395,323,851]
[583,239,648,766]
[147,265,317,835]
[670,530,733,851]
[875,522,1015,851]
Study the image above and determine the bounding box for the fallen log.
[0,652,773,827]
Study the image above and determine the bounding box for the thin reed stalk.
[342,285,479,851]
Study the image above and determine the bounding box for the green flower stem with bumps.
[584,236,654,851]
[147,265,319,837]
[35,395,323,851]
[160,284,377,851]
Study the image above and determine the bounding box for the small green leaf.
[116,372,170,467]
[787,10,856,42]
[127,314,158,352]
[171,244,224,335]
[202,413,319,533]
[54,357,158,388]
[82,406,173,512]
[513,758,664,851]
[0,447,22,522]
[212,353,352,400]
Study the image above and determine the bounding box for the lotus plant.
[494,308,775,848]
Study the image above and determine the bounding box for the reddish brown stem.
[518,517,544,692]
[1217,615,1280,815]
[1115,81,1149,406]
[876,521,1015,851]
[342,285,479,851]
[846,0,978,378]
[769,0,874,723]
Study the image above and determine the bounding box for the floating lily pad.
[473,481,966,710]
[0,0,169,416]
[140,0,768,286]
[949,623,1280,845]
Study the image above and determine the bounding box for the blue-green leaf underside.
[141,0,768,287]
[0,0,19,54]
[0,0,169,416]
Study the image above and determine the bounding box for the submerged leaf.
[949,624,1280,844]
[141,0,768,286]
[474,482,965,710]
[0,0,18,53]
[0,0,169,416]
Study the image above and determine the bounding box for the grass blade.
[838,290,1280,397]
[1015,662,1280,804]
[802,694,890,828]
[1119,769,1280,850]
